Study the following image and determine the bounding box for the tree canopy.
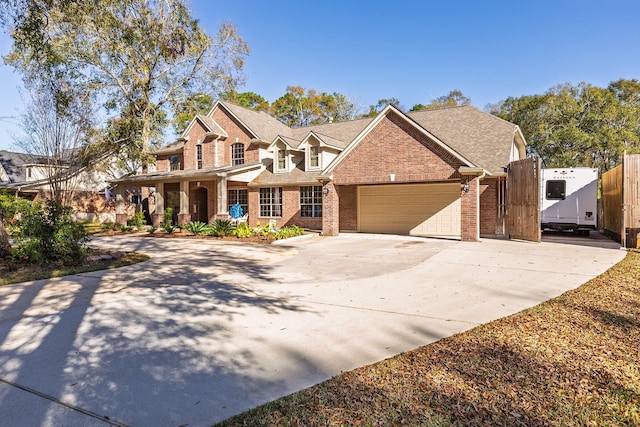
[270,86,358,127]
[410,90,471,112]
[1,0,249,167]
[490,80,640,172]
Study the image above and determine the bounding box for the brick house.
[112,100,526,241]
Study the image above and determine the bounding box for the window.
[276,149,287,171]
[169,155,180,171]
[131,195,142,205]
[309,145,319,168]
[228,188,248,215]
[259,187,282,217]
[231,143,244,166]
[196,145,203,169]
[300,186,322,217]
[546,180,566,200]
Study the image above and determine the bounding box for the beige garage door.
[358,183,461,238]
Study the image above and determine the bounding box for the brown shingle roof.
[248,162,322,187]
[220,101,292,142]
[291,117,374,149]
[407,105,519,174]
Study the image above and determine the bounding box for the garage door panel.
[358,183,461,238]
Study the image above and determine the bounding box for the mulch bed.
[94,229,275,244]
[217,250,640,426]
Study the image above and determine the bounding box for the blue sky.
[1,0,639,151]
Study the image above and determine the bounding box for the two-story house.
[112,100,526,241]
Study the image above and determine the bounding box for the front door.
[194,187,208,223]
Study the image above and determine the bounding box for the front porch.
[111,163,261,227]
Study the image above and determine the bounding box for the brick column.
[460,176,479,242]
[322,181,339,236]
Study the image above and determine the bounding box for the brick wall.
[183,122,208,169]
[332,112,464,185]
[479,178,498,235]
[248,185,323,230]
[211,107,260,165]
[460,176,479,241]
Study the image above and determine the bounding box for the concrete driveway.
[0,232,625,426]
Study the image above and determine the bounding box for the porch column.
[152,182,164,227]
[322,181,339,236]
[178,180,191,225]
[217,173,228,216]
[115,185,127,226]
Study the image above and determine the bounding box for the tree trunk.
[0,219,11,258]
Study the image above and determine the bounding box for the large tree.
[16,78,95,207]
[410,90,471,112]
[490,80,640,172]
[2,0,249,168]
[363,98,402,117]
[271,86,358,127]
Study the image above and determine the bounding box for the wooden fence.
[506,157,541,242]
[601,154,640,247]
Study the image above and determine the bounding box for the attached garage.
[358,183,461,238]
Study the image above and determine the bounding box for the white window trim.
[307,145,320,170]
[275,148,287,173]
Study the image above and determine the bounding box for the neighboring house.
[111,100,527,241]
[0,150,138,223]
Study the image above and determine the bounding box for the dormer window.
[309,145,319,168]
[276,149,287,171]
[231,143,244,166]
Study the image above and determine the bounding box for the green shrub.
[210,219,234,237]
[120,225,133,232]
[11,200,89,265]
[274,225,305,240]
[0,191,33,221]
[148,226,157,234]
[127,211,147,230]
[161,207,176,233]
[102,222,118,231]
[233,221,253,238]
[183,221,210,235]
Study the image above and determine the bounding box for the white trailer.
[540,167,598,235]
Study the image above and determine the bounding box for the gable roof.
[0,151,49,184]
[213,100,291,143]
[322,105,477,176]
[406,105,522,174]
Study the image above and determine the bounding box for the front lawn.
[216,250,640,426]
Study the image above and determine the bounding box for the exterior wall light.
[463,180,470,193]
[323,186,330,196]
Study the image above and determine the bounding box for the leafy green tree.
[271,86,358,127]
[490,80,640,172]
[2,0,249,169]
[222,90,270,112]
[410,90,471,111]
[172,93,214,135]
[364,98,402,117]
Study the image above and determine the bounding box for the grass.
[0,251,150,286]
[216,250,640,426]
